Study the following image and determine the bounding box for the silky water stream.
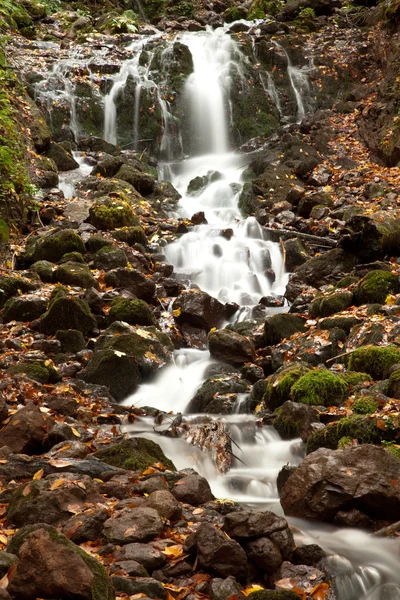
[44,23,400,599]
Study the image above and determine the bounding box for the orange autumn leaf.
[162,545,183,558]
[311,582,330,599]
[33,468,44,480]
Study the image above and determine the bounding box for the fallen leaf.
[33,468,44,481]
[49,478,65,491]
[22,483,32,497]
[162,545,183,558]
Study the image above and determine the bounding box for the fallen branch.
[264,227,338,247]
[372,520,400,537]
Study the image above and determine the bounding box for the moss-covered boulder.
[188,372,250,414]
[208,329,256,365]
[93,246,127,270]
[8,360,59,384]
[264,314,307,346]
[108,297,155,327]
[7,524,114,600]
[114,226,147,246]
[0,276,37,308]
[291,369,349,407]
[388,369,400,399]
[339,371,373,387]
[263,363,311,410]
[40,290,96,335]
[55,329,86,353]
[352,396,379,414]
[274,400,319,441]
[320,315,359,333]
[353,270,400,305]
[2,295,47,322]
[306,414,396,454]
[86,235,114,253]
[54,262,97,289]
[79,348,140,400]
[95,325,173,378]
[29,260,54,283]
[46,142,79,171]
[309,291,353,318]
[348,346,400,379]
[59,252,85,264]
[89,196,137,230]
[93,437,175,472]
[115,164,155,196]
[24,229,85,264]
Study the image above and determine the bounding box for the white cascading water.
[37,23,400,599]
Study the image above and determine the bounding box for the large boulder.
[88,195,137,230]
[78,348,140,401]
[24,229,85,263]
[2,295,47,322]
[7,525,114,600]
[171,473,212,505]
[172,290,226,331]
[293,249,358,288]
[103,507,163,544]
[188,372,250,414]
[264,314,307,346]
[104,268,156,302]
[0,276,37,308]
[208,329,256,365]
[0,402,53,454]
[93,438,175,472]
[280,445,400,525]
[40,290,96,335]
[54,262,98,289]
[108,297,155,327]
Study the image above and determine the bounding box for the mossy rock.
[93,437,175,472]
[108,297,155,327]
[348,346,400,379]
[188,372,250,414]
[388,369,400,399]
[59,252,84,265]
[55,329,86,353]
[89,196,137,230]
[306,414,396,453]
[246,590,301,600]
[7,524,114,600]
[264,313,307,346]
[79,348,140,401]
[40,292,96,335]
[24,230,85,264]
[8,360,59,384]
[309,291,353,318]
[263,362,310,410]
[0,276,37,309]
[29,261,54,283]
[291,369,349,407]
[115,164,155,196]
[2,296,47,322]
[114,226,147,246]
[274,400,319,440]
[320,316,359,333]
[352,396,379,414]
[353,270,400,305]
[93,246,127,270]
[187,171,222,195]
[54,262,97,289]
[335,275,359,289]
[86,235,114,253]
[339,371,373,387]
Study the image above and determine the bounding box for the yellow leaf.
[162,545,183,558]
[33,468,44,481]
[192,508,204,515]
[49,478,65,491]
[0,535,8,545]
[172,307,181,317]
[71,427,81,438]
[386,294,397,305]
[243,585,265,596]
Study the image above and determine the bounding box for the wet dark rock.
[104,268,156,302]
[7,473,102,527]
[110,559,148,576]
[293,249,358,287]
[172,290,225,331]
[188,372,250,414]
[54,261,98,289]
[55,329,86,353]
[0,551,17,578]
[264,313,307,346]
[280,445,400,525]
[274,401,320,441]
[24,229,85,264]
[114,542,166,572]
[46,142,79,171]
[246,536,283,573]
[292,544,326,566]
[7,525,113,600]
[144,489,182,521]
[93,246,128,270]
[0,402,53,454]
[272,561,328,594]
[48,440,89,459]
[61,508,109,543]
[40,291,97,335]
[111,575,166,599]
[45,394,79,417]
[192,522,248,579]
[210,576,245,600]
[78,348,140,400]
[171,473,212,505]
[103,507,163,544]
[208,329,256,365]
[91,154,123,178]
[224,509,289,539]
[2,296,47,323]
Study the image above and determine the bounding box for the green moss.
[291,369,349,407]
[0,275,36,308]
[86,235,113,253]
[320,316,359,333]
[24,229,85,263]
[89,195,137,230]
[309,291,353,318]
[263,363,310,410]
[7,524,114,600]
[334,276,359,289]
[353,270,400,305]
[383,442,400,460]
[8,360,59,383]
[352,396,379,414]
[264,313,307,346]
[306,414,396,453]
[338,435,353,449]
[54,262,97,289]
[246,590,301,600]
[340,371,373,387]
[40,294,96,335]
[60,251,84,263]
[93,437,175,471]
[108,297,155,327]
[114,226,146,246]
[388,369,400,398]
[55,329,86,353]
[293,7,318,32]
[248,0,284,19]
[348,346,400,379]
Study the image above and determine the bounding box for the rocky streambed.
[1,1,400,599]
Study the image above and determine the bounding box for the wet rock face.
[280,445,400,526]
[172,289,226,331]
[191,522,249,579]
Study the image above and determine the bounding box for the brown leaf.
[22,483,32,497]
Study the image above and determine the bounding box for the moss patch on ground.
[93,437,175,471]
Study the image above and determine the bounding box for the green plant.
[109,10,139,33]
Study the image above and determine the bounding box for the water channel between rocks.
[53,24,400,600]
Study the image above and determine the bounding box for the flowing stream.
[44,22,400,600]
